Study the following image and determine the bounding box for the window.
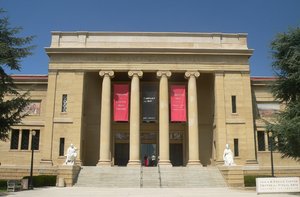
[10,129,40,150]
[62,94,68,112]
[23,101,41,115]
[234,139,239,157]
[59,138,65,156]
[32,130,40,150]
[21,130,29,150]
[10,129,19,149]
[231,95,237,113]
[257,131,266,151]
[257,102,280,118]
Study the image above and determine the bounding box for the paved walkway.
[1,187,299,197]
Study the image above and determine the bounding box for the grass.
[244,175,271,187]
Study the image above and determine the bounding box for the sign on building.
[113,84,129,121]
[256,177,300,194]
[170,85,186,122]
[142,84,158,122]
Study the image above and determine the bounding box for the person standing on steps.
[144,154,148,166]
[151,154,156,166]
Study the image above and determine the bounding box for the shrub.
[23,175,57,187]
[0,180,7,190]
[244,175,271,187]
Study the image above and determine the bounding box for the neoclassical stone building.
[0,32,299,185]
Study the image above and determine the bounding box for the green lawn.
[244,175,271,187]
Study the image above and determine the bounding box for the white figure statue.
[223,144,235,166]
[64,144,77,165]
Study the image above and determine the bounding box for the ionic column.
[157,71,172,166]
[97,70,114,166]
[127,70,143,166]
[185,71,202,166]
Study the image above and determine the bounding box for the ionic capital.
[185,71,200,79]
[128,70,143,78]
[99,70,114,78]
[156,70,172,78]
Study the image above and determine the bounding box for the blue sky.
[2,0,300,76]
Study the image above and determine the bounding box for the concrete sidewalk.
[2,187,299,197]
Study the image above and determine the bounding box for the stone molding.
[49,31,250,51]
[19,121,45,126]
[226,119,246,124]
[53,117,73,123]
[214,71,225,76]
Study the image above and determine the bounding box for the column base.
[97,160,112,167]
[127,160,141,166]
[187,160,202,167]
[158,160,172,167]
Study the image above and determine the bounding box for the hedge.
[23,175,57,187]
[0,180,6,190]
[244,175,271,187]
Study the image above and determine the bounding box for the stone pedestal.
[58,165,81,187]
[218,165,244,187]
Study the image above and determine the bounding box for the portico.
[94,70,203,167]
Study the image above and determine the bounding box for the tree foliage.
[0,9,34,141]
[268,27,300,161]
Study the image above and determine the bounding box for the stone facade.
[0,32,299,185]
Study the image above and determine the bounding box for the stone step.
[75,166,141,187]
[140,166,160,188]
[75,166,227,188]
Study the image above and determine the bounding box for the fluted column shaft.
[157,71,172,166]
[127,71,143,166]
[97,70,114,166]
[185,71,202,166]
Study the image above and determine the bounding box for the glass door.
[141,144,157,166]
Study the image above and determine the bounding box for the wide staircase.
[75,166,227,188]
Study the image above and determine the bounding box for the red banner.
[114,84,129,121]
[170,85,186,122]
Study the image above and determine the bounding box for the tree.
[268,27,300,161]
[0,9,34,141]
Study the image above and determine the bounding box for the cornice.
[51,31,248,37]
[45,47,253,56]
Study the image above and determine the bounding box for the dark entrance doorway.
[141,144,157,166]
[170,143,183,166]
[114,143,129,166]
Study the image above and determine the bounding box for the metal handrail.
[158,164,162,188]
[140,166,143,188]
